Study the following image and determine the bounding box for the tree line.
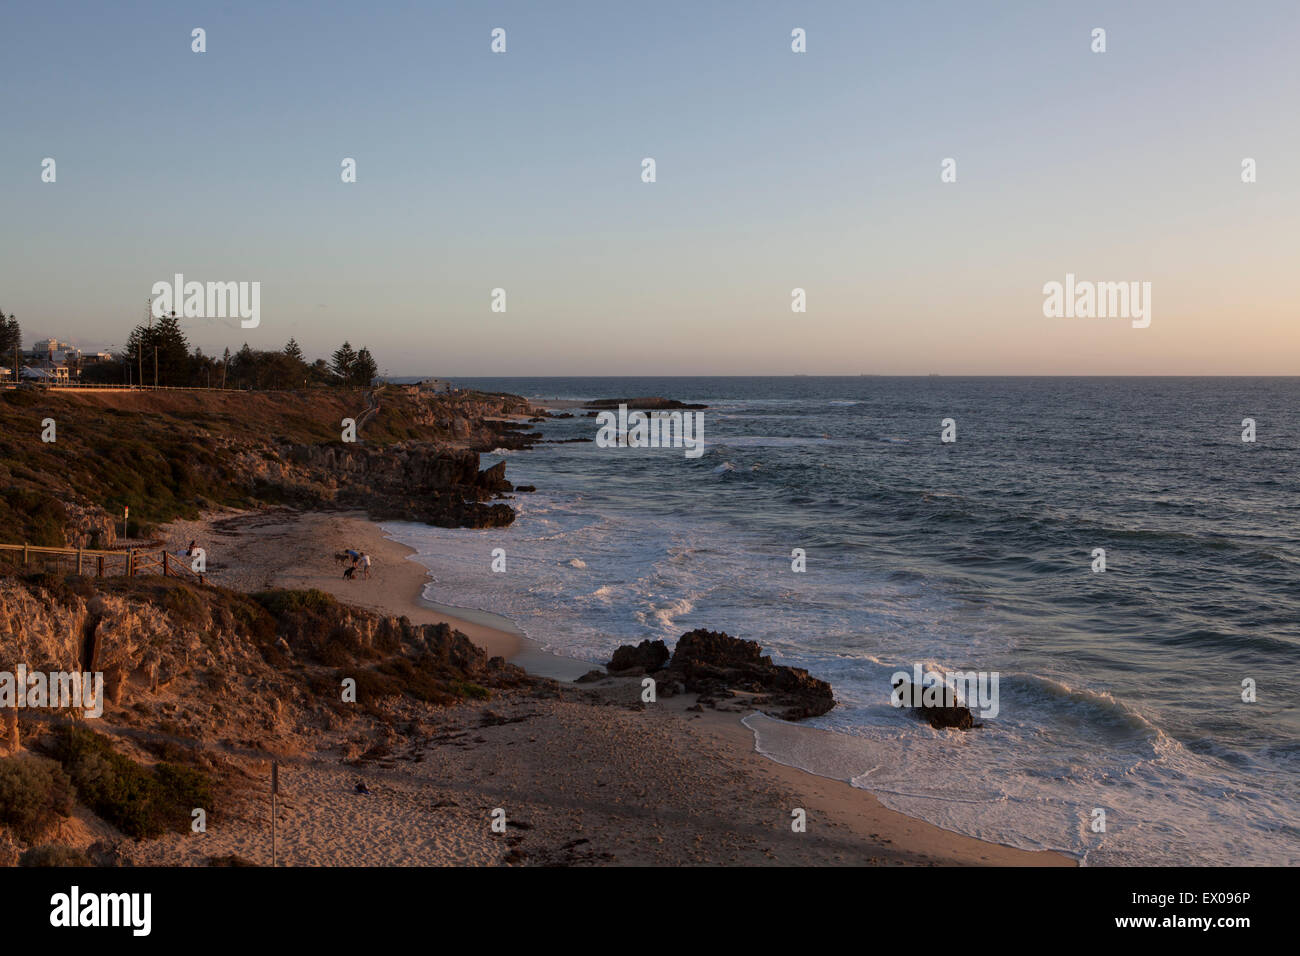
[74,313,378,389]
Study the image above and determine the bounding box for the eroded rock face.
[60,503,117,550]
[272,444,521,528]
[0,577,530,745]
[606,629,835,721]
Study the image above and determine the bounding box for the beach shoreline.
[153,507,1074,866]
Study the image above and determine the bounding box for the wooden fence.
[0,543,206,584]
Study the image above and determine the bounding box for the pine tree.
[330,341,357,381]
[284,338,304,361]
[351,347,378,386]
[152,312,191,385]
[126,323,154,379]
[0,313,21,355]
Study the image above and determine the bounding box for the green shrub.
[153,762,213,820]
[20,844,92,867]
[350,657,493,711]
[0,756,76,842]
[453,681,490,701]
[48,726,214,840]
[160,584,206,627]
[0,488,67,546]
[19,571,94,606]
[254,588,339,617]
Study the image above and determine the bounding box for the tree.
[351,347,378,386]
[0,313,20,361]
[229,343,256,388]
[284,338,304,361]
[117,312,193,386]
[125,323,152,383]
[152,313,191,385]
[330,341,357,381]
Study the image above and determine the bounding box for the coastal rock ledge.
[603,630,835,721]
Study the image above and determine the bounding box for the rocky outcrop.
[18,387,544,547]
[59,502,117,550]
[606,629,834,721]
[585,397,708,410]
[269,443,520,528]
[606,639,669,675]
[0,576,530,748]
[890,676,978,730]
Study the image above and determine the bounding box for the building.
[20,366,68,383]
[20,340,112,382]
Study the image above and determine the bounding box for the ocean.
[383,376,1300,866]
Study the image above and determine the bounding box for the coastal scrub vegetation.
[0,388,403,543]
[0,383,533,546]
[0,562,530,856]
[42,725,215,840]
[0,755,76,842]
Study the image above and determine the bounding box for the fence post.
[128,548,134,576]
[23,544,29,567]
[77,548,83,575]
[163,551,169,577]
[98,556,104,577]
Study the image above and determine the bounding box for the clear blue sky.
[3,0,1298,374]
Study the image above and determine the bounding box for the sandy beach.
[139,508,1073,867]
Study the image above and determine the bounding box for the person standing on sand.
[359,552,372,579]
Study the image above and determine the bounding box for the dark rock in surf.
[585,397,708,411]
[890,676,978,731]
[655,629,834,721]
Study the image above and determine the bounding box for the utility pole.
[271,761,279,867]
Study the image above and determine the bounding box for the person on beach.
[185,539,197,556]
[359,552,371,579]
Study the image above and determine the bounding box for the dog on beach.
[343,566,356,580]
[334,550,352,565]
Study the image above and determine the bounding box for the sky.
[2,0,1298,375]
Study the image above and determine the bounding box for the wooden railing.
[0,543,206,584]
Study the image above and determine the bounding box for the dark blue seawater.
[389,377,1300,865]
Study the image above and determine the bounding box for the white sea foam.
[381,485,1300,867]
